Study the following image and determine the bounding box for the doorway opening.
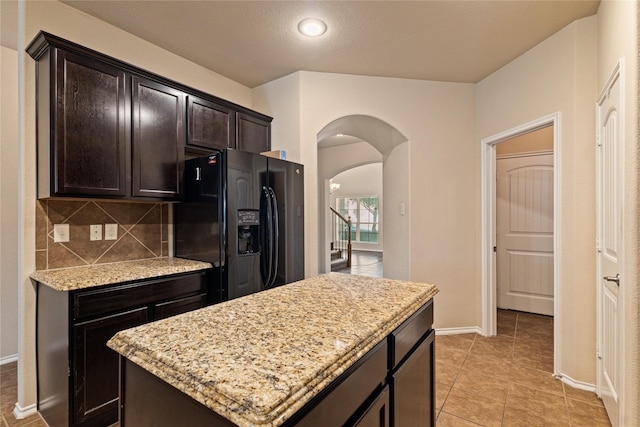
[316,115,409,279]
[329,163,383,277]
[481,113,560,376]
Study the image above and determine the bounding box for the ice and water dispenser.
[237,209,260,255]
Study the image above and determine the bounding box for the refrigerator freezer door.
[174,155,224,301]
[225,150,266,299]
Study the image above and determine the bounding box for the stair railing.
[330,207,352,268]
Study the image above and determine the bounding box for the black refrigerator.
[174,150,304,302]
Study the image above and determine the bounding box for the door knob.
[603,274,620,286]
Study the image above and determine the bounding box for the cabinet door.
[391,330,435,427]
[53,49,127,196]
[187,95,235,151]
[353,386,390,427]
[132,76,185,199]
[73,307,149,426]
[236,112,271,154]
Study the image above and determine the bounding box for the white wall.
[1,45,19,363]
[597,1,639,425]
[256,71,478,326]
[14,0,256,412]
[477,17,598,383]
[330,163,383,252]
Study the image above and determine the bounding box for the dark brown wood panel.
[391,330,435,427]
[122,359,237,427]
[132,76,184,199]
[73,307,149,426]
[187,95,235,151]
[36,284,71,427]
[54,49,126,196]
[236,112,271,154]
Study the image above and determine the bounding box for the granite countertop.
[30,257,213,291]
[107,272,438,427]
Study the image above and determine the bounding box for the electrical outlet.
[90,224,102,241]
[53,224,70,243]
[105,224,118,240]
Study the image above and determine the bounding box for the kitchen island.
[107,273,438,427]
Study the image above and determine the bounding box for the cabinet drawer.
[389,300,433,369]
[73,272,207,320]
[293,340,387,427]
[154,293,208,320]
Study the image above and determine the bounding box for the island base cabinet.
[390,330,435,427]
[121,359,236,427]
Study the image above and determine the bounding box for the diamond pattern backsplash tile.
[36,199,170,270]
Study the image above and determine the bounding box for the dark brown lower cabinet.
[73,308,149,426]
[117,299,435,427]
[36,270,209,427]
[390,330,435,427]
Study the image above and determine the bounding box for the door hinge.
[493,246,497,253]
[596,134,602,147]
[596,344,602,360]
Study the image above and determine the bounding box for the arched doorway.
[316,115,409,279]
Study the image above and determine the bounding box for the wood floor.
[335,250,383,277]
[0,363,45,427]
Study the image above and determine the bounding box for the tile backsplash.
[36,199,170,270]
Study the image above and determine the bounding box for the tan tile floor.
[436,310,612,426]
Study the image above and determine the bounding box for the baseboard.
[556,373,597,393]
[13,402,38,420]
[0,354,18,365]
[435,326,482,336]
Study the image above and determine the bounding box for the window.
[336,196,379,243]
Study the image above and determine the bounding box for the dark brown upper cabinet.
[132,77,184,199]
[39,48,128,198]
[237,112,271,154]
[27,31,273,201]
[186,95,236,151]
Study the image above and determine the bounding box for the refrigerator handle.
[268,187,279,288]
[220,178,226,267]
[261,186,273,287]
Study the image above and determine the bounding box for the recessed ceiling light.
[298,18,327,37]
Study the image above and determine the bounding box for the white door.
[597,65,623,427]
[496,153,554,315]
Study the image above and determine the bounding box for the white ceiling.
[0,1,600,88]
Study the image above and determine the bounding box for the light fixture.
[298,18,327,37]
